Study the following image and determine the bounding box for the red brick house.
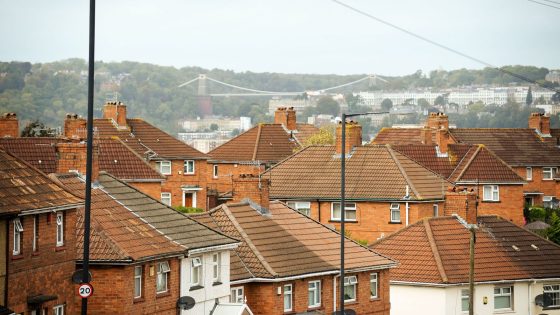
[206,107,319,204]
[374,112,560,208]
[189,200,397,315]
[0,149,83,315]
[263,121,450,243]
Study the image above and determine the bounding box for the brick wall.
[274,107,297,131]
[153,159,208,210]
[56,142,99,181]
[103,102,128,128]
[0,112,18,138]
[242,270,391,315]
[231,174,269,209]
[128,181,162,202]
[207,163,264,194]
[444,188,478,224]
[425,112,449,130]
[64,113,87,140]
[83,259,180,315]
[335,121,362,155]
[477,184,525,225]
[8,209,77,314]
[513,166,558,206]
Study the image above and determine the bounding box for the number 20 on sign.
[78,283,93,298]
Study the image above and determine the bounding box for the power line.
[541,0,560,5]
[331,0,559,93]
[528,0,560,10]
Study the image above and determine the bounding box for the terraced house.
[189,199,397,315]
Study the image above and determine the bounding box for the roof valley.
[453,145,482,182]
[386,145,421,199]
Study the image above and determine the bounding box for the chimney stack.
[336,120,362,155]
[444,186,477,224]
[55,142,99,181]
[0,113,19,138]
[436,128,450,155]
[231,174,269,210]
[420,127,432,145]
[274,107,297,131]
[103,101,128,129]
[528,112,551,136]
[63,113,87,140]
[426,112,449,130]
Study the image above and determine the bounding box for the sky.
[1,0,559,76]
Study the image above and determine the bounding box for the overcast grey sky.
[1,0,558,76]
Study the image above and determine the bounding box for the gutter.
[186,242,240,256]
[274,197,445,203]
[20,203,84,216]
[390,277,560,287]
[121,178,165,183]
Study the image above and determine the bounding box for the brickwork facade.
[231,174,270,209]
[274,107,297,131]
[335,121,362,155]
[513,166,558,206]
[8,209,77,314]
[128,181,163,202]
[207,163,263,194]
[240,269,391,315]
[153,159,208,209]
[64,114,87,140]
[83,259,180,315]
[0,113,18,138]
[56,142,100,181]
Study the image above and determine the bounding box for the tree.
[316,96,340,116]
[380,98,393,112]
[434,95,446,106]
[417,98,430,110]
[552,92,560,105]
[21,120,56,137]
[546,212,560,245]
[536,95,546,105]
[526,86,533,106]
[299,126,335,148]
[209,123,219,131]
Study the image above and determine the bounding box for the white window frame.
[284,284,293,312]
[370,273,378,299]
[494,286,513,310]
[287,201,311,216]
[158,160,172,175]
[134,265,142,299]
[344,276,357,302]
[13,218,23,255]
[56,212,64,247]
[543,167,557,180]
[544,196,554,208]
[160,192,171,206]
[156,261,170,293]
[230,286,244,303]
[33,215,39,252]
[308,280,321,308]
[390,203,401,223]
[331,202,357,221]
[526,167,532,180]
[213,164,218,179]
[53,305,64,315]
[544,284,560,308]
[211,253,221,283]
[184,160,195,175]
[190,257,202,287]
[461,289,469,312]
[483,185,499,201]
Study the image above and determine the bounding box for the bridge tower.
[197,74,213,117]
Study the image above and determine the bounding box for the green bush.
[173,206,204,214]
[527,206,546,222]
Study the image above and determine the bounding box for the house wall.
[85,259,180,315]
[477,184,525,226]
[128,181,162,202]
[8,210,77,314]
[207,162,264,194]
[0,220,6,306]
[181,250,232,315]
[513,166,559,206]
[391,285,446,315]
[152,159,208,210]
[239,269,391,315]
[291,200,443,244]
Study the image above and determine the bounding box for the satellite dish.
[177,296,196,310]
[332,310,356,315]
[535,294,553,308]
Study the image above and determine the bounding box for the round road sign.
[78,283,94,298]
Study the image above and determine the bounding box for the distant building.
[268,97,311,114]
[546,70,560,83]
[181,116,251,132]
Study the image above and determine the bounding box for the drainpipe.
[405,185,410,226]
[317,199,321,222]
[405,202,409,226]
[333,275,337,312]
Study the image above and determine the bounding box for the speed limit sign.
[78,283,94,298]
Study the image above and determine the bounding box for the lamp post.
[339,111,387,314]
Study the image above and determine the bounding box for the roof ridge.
[453,145,482,182]
[423,218,449,283]
[251,124,263,161]
[221,203,278,277]
[386,145,421,199]
[448,145,475,181]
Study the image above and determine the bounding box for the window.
[390,203,401,222]
[331,202,357,221]
[33,215,39,252]
[308,280,321,308]
[544,196,554,208]
[160,192,171,206]
[211,253,221,283]
[483,185,499,201]
[190,257,202,286]
[287,201,311,216]
[344,276,357,302]
[156,261,170,293]
[433,204,439,217]
[544,284,560,308]
[53,305,64,315]
[134,266,142,298]
[230,286,244,303]
[184,160,195,174]
[14,218,23,255]
[284,284,293,312]
[494,286,513,310]
[526,167,533,180]
[56,212,64,247]
[213,165,218,178]
[461,289,469,312]
[158,161,172,175]
[370,273,378,298]
[543,167,557,180]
